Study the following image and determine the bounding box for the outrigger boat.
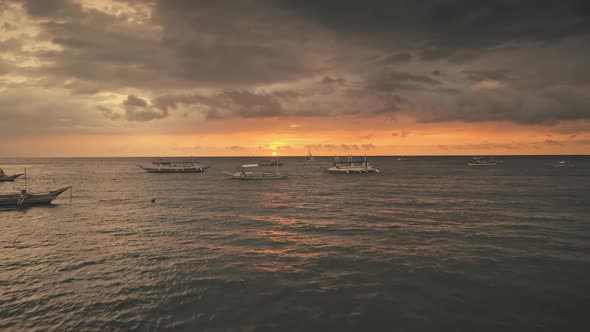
[0,187,72,207]
[137,158,211,173]
[0,168,24,182]
[467,156,499,166]
[223,162,290,180]
[258,159,283,167]
[326,155,379,174]
[0,169,71,208]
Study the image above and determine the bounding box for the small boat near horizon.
[553,160,574,167]
[397,156,409,161]
[258,159,283,167]
[467,156,499,166]
[0,169,25,182]
[306,150,315,161]
[137,158,211,173]
[223,162,290,180]
[326,155,380,174]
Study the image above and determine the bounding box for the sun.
[271,151,278,156]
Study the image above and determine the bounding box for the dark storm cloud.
[151,90,284,119]
[419,87,590,125]
[21,0,316,92]
[367,70,441,92]
[380,53,413,64]
[322,76,346,86]
[22,0,82,18]
[281,0,590,60]
[122,95,168,122]
[3,0,590,132]
[97,105,121,120]
[463,70,513,82]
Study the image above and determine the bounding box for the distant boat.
[0,168,24,182]
[397,156,409,161]
[553,160,574,167]
[258,159,283,167]
[223,162,290,180]
[306,151,315,161]
[467,156,499,166]
[326,155,379,174]
[137,158,211,173]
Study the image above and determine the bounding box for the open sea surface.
[1,156,589,331]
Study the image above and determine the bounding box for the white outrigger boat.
[326,155,379,174]
[0,168,24,182]
[467,156,499,166]
[137,158,211,173]
[223,162,290,180]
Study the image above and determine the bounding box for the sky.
[0,0,589,157]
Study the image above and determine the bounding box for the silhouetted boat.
[467,156,499,166]
[137,158,211,173]
[326,155,379,174]
[0,169,24,182]
[0,187,72,207]
[258,159,283,166]
[223,163,290,180]
[306,151,315,161]
[553,160,574,167]
[0,169,71,207]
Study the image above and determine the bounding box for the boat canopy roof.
[241,164,259,168]
[153,161,197,164]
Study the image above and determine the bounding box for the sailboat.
[306,150,315,161]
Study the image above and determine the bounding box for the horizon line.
[1,154,588,159]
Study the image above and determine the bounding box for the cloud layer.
[0,0,589,154]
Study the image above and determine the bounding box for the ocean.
[1,156,589,331]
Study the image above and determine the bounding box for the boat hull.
[223,172,290,180]
[137,165,210,173]
[0,187,71,207]
[326,167,379,174]
[0,174,24,182]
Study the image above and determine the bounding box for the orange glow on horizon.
[0,119,588,157]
